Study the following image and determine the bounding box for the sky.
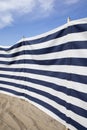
[0,0,87,46]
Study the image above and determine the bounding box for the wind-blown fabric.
[0,18,87,130]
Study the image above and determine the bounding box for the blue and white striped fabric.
[0,18,87,130]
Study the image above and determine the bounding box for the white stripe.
[0,49,87,61]
[0,70,87,93]
[26,64,87,76]
[0,64,87,76]
[0,77,87,110]
[1,83,87,127]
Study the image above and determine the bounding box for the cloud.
[64,0,80,5]
[0,13,13,28]
[38,0,55,12]
[0,0,55,29]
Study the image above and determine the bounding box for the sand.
[0,93,66,130]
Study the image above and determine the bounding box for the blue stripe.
[0,58,87,67]
[0,88,87,130]
[0,67,87,85]
[0,50,25,58]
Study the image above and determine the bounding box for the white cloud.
[0,0,55,29]
[0,13,13,28]
[38,0,54,12]
[65,0,80,5]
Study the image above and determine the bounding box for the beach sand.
[0,93,66,130]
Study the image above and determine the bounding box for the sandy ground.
[0,93,66,130]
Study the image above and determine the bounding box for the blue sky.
[0,0,87,46]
